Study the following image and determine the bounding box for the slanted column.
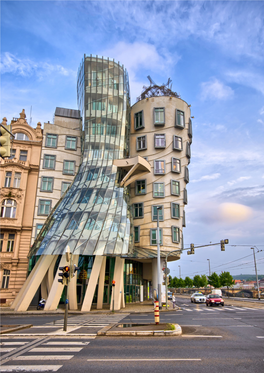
[97,256,106,310]
[110,257,124,311]
[81,255,104,312]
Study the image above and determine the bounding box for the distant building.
[31,108,82,246]
[0,110,43,306]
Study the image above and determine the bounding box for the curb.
[98,323,182,337]
[0,324,33,334]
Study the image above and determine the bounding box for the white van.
[212,289,222,297]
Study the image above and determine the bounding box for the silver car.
[191,292,206,303]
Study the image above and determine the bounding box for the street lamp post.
[207,259,211,276]
[156,206,162,309]
[164,249,181,309]
[178,265,181,279]
[251,247,260,300]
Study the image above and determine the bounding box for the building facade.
[0,110,43,306]
[12,56,192,312]
[31,107,82,245]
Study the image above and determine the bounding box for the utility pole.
[178,265,181,279]
[207,259,211,276]
[156,206,162,309]
[251,247,260,300]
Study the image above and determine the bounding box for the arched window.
[1,199,17,218]
[14,132,29,141]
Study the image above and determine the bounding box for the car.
[167,291,173,300]
[190,292,206,303]
[206,293,224,307]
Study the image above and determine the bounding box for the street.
[1,298,264,372]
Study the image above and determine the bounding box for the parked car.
[206,293,224,307]
[191,292,206,303]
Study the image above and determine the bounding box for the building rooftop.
[55,107,81,119]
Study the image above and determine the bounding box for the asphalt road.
[1,299,264,373]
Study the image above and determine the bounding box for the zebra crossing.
[180,306,262,312]
[0,337,92,372]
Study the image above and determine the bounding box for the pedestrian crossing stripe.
[14,356,74,360]
[0,365,62,372]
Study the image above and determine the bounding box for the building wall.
[31,110,82,244]
[0,110,43,305]
[130,96,192,256]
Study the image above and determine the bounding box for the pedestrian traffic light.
[58,266,70,285]
[187,243,195,255]
[112,280,116,286]
[220,239,228,251]
[71,264,80,278]
[0,123,11,158]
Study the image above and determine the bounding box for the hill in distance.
[232,274,264,281]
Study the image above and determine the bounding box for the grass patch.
[165,323,175,330]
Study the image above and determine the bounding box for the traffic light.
[112,280,116,287]
[71,264,79,278]
[187,243,195,255]
[0,124,11,158]
[220,239,228,251]
[58,266,70,285]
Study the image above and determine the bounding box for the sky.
[1,0,264,279]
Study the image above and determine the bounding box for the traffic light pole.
[63,281,69,331]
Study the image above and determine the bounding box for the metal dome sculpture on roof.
[136,76,180,102]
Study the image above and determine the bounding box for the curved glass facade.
[30,55,132,257]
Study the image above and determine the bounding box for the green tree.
[170,276,178,287]
[219,271,235,287]
[200,274,208,288]
[184,276,193,288]
[193,275,202,288]
[208,272,221,288]
[178,278,185,288]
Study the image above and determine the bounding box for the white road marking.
[14,356,74,360]
[86,358,202,361]
[44,342,90,345]
[228,325,254,327]
[257,336,264,338]
[29,347,83,352]
[0,348,15,352]
[0,342,27,346]
[182,335,223,338]
[0,366,62,372]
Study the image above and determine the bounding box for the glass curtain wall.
[29,55,132,259]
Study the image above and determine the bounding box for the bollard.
[154,300,160,324]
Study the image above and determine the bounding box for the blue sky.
[1,0,264,279]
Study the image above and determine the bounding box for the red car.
[206,294,224,307]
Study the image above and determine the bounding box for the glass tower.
[30,55,132,258]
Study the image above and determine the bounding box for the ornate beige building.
[0,110,43,306]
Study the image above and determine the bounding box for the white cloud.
[260,106,264,115]
[200,78,234,101]
[257,119,264,126]
[227,176,251,187]
[193,173,221,183]
[0,52,75,79]
[226,70,264,96]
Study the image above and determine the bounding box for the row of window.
[8,149,28,161]
[136,134,191,155]
[133,202,186,220]
[134,226,181,245]
[0,233,15,252]
[144,158,189,176]
[4,172,21,188]
[45,134,78,150]
[39,177,71,195]
[42,155,75,174]
[135,179,188,198]
[135,108,185,129]
[1,269,10,289]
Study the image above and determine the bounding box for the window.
[154,108,165,125]
[40,177,54,192]
[173,136,183,151]
[46,134,58,148]
[7,234,15,252]
[92,101,106,111]
[153,182,165,198]
[154,160,165,175]
[150,228,163,245]
[13,172,21,188]
[63,160,75,175]
[0,234,4,252]
[14,132,29,141]
[183,188,188,204]
[1,200,16,218]
[154,134,166,148]
[61,182,71,196]
[188,118,193,138]
[175,109,185,128]
[135,180,146,195]
[152,205,164,221]
[182,210,186,227]
[134,226,140,243]
[186,142,191,159]
[184,167,189,183]
[19,150,28,162]
[43,154,56,169]
[9,149,16,159]
[171,180,180,196]
[35,224,43,238]
[172,226,180,243]
[136,135,147,151]
[172,158,181,173]
[38,200,52,215]
[134,111,144,130]
[65,136,77,150]
[4,172,12,187]
[133,203,144,218]
[1,269,10,289]
[171,203,180,219]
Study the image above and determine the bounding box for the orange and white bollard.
[154,300,160,324]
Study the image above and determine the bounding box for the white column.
[110,257,124,311]
[69,255,79,310]
[97,256,106,310]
